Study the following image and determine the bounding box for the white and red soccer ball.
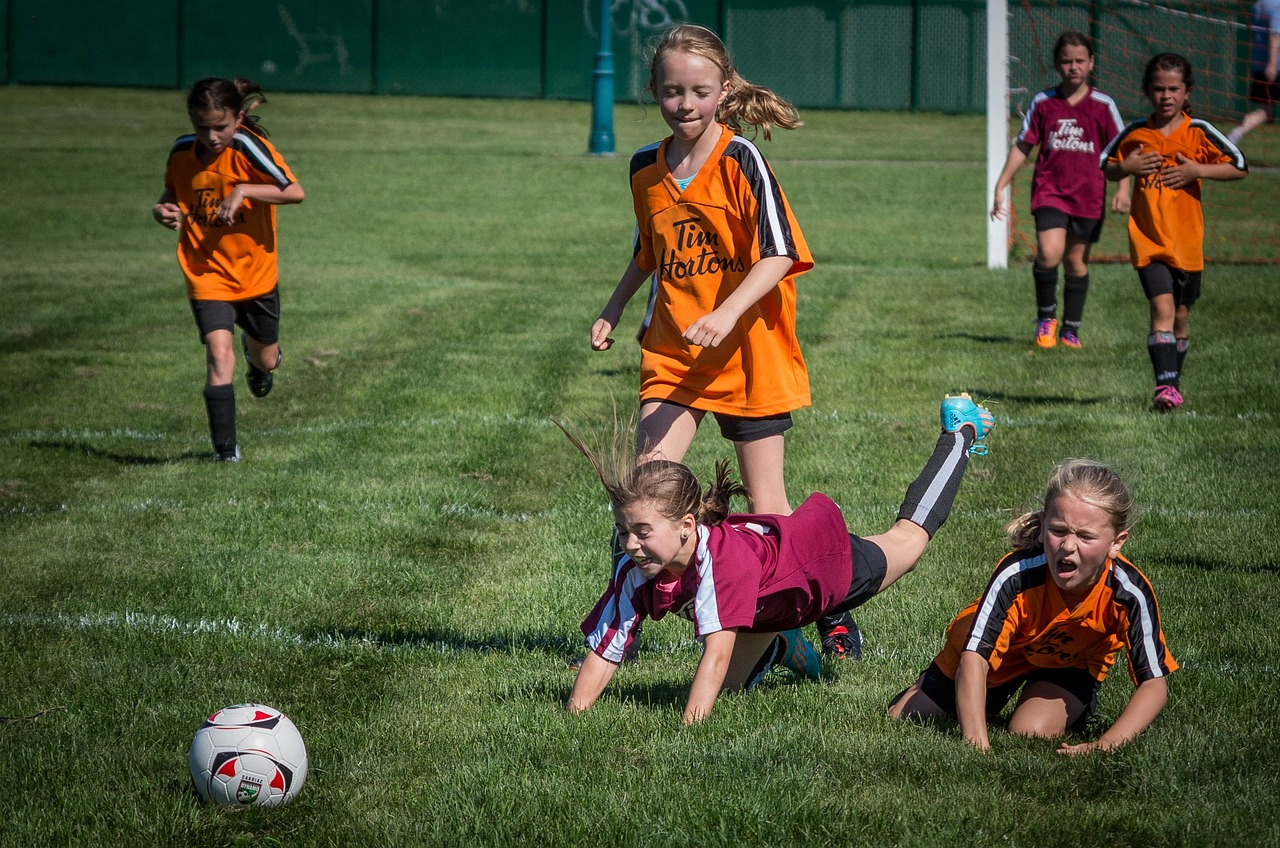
[188,703,308,808]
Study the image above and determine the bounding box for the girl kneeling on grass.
[888,459,1177,754]
[565,394,994,724]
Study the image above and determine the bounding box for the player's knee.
[1007,707,1068,739]
[887,681,938,721]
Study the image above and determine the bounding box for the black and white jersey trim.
[964,552,1048,656]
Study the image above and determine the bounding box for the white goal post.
[987,0,1011,269]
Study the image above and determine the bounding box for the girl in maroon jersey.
[565,394,993,724]
[991,31,1131,349]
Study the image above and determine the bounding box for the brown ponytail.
[648,24,801,141]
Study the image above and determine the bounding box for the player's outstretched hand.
[590,318,616,351]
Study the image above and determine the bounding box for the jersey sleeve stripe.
[1190,118,1249,171]
[692,527,724,637]
[725,135,795,261]
[964,553,1047,654]
[231,132,293,187]
[166,134,198,167]
[629,142,661,179]
[1018,90,1050,142]
[1110,562,1174,680]
[1089,90,1126,135]
[586,559,647,663]
[1099,119,1144,168]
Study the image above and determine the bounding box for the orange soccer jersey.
[1102,114,1246,272]
[934,548,1178,688]
[164,130,298,301]
[630,128,814,417]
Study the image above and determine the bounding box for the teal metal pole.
[588,0,616,155]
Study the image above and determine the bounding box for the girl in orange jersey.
[888,460,1177,754]
[153,77,304,461]
[587,24,858,660]
[1100,53,1247,411]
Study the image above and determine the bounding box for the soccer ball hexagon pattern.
[188,703,308,807]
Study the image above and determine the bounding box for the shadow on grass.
[29,439,209,465]
[309,625,704,710]
[1160,553,1279,575]
[970,388,1109,407]
[939,332,1019,345]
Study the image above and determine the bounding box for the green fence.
[1,0,989,111]
[0,1,1253,114]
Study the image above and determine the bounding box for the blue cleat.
[775,628,822,680]
[940,393,995,456]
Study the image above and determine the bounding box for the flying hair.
[1005,459,1136,549]
[187,76,270,138]
[648,24,801,141]
[555,418,749,527]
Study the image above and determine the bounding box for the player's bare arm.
[592,258,650,350]
[1110,176,1133,214]
[990,141,1033,220]
[1157,155,1247,189]
[955,651,992,751]
[683,628,736,724]
[566,650,619,714]
[216,181,305,225]
[1058,676,1168,755]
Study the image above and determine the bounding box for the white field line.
[1,497,548,520]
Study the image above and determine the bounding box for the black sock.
[1176,338,1189,378]
[1033,264,1058,319]
[1062,273,1089,333]
[203,383,236,453]
[1147,332,1179,388]
[896,428,975,538]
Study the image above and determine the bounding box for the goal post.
[988,0,1010,269]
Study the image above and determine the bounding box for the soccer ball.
[188,703,308,808]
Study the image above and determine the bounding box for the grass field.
[2,86,1279,847]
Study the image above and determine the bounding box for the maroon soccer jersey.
[581,493,853,663]
[1018,87,1126,219]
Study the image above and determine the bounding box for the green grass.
[2,86,1279,847]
